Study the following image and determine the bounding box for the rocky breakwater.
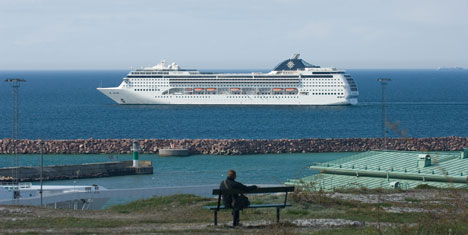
[1,137,468,155]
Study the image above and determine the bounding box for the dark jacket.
[220,178,256,208]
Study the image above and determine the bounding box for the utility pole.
[5,78,26,201]
[377,78,391,150]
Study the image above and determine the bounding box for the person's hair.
[227,169,236,180]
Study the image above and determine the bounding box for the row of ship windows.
[129,83,341,86]
[169,79,340,82]
[303,82,343,84]
[131,85,297,88]
[303,85,343,87]
[132,72,170,75]
[153,95,325,99]
[168,81,299,83]
[134,88,343,92]
[169,85,297,87]
[130,85,342,88]
[131,72,344,75]
[131,82,168,84]
[129,82,315,85]
[138,85,338,89]
[128,78,341,82]
[147,81,301,84]
[135,89,160,91]
[304,89,343,92]
[153,96,304,99]
[314,93,343,95]
[312,72,345,74]
[151,93,344,97]
[129,75,335,78]
[130,81,341,84]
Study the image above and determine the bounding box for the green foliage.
[375,202,392,208]
[404,197,420,202]
[250,199,264,204]
[203,201,218,207]
[415,184,438,189]
[314,227,377,235]
[0,217,124,229]
[286,209,309,216]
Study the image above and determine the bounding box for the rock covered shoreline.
[1,137,467,155]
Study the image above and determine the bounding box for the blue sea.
[0,69,468,140]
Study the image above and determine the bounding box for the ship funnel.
[291,54,300,60]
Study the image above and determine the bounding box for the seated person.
[220,169,257,226]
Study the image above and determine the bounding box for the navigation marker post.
[132,140,139,167]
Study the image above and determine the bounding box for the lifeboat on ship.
[272,88,283,91]
[230,88,241,91]
[206,88,216,91]
[285,88,297,91]
[194,88,204,91]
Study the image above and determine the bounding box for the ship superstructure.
[97,54,358,105]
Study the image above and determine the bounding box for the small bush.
[415,184,438,189]
[404,197,420,202]
[286,209,309,215]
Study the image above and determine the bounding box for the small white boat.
[0,182,109,210]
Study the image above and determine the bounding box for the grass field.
[2,187,468,234]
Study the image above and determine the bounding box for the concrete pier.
[159,148,190,157]
[0,160,153,182]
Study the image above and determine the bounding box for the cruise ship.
[97,54,358,105]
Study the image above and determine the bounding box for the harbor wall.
[0,160,153,182]
[1,137,468,155]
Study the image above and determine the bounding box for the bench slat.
[212,186,294,195]
[205,204,292,210]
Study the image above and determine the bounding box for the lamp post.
[40,142,44,207]
[377,78,391,149]
[5,78,26,201]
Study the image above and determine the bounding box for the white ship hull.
[98,54,359,106]
[98,87,357,105]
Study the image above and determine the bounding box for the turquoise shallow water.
[1,153,353,188]
[2,153,354,207]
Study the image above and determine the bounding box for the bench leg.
[214,211,217,226]
[276,208,280,223]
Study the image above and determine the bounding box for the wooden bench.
[205,186,295,225]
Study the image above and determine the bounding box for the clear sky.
[1,0,467,70]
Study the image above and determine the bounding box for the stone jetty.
[1,137,467,155]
